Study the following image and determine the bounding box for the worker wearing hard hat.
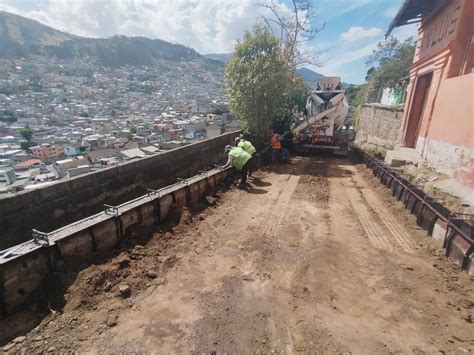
[235,135,256,177]
[222,145,252,187]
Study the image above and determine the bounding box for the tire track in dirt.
[261,174,300,237]
[360,188,416,253]
[8,157,473,354]
[235,158,338,353]
[346,187,395,252]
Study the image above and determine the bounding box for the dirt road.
[2,156,473,354]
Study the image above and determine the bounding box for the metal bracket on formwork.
[146,188,162,198]
[177,177,190,186]
[32,229,50,247]
[104,204,119,217]
[449,212,474,222]
[177,177,193,206]
[198,169,211,178]
[104,204,123,244]
[0,244,23,260]
[448,213,474,237]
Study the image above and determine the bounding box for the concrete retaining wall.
[0,167,234,317]
[416,136,474,188]
[0,132,240,249]
[355,104,404,154]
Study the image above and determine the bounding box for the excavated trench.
[1,155,473,354]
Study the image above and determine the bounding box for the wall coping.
[0,131,240,206]
[362,103,404,112]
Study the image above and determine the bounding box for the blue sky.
[304,0,417,83]
[0,0,417,84]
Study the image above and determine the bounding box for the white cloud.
[314,40,379,77]
[0,0,294,54]
[340,26,381,42]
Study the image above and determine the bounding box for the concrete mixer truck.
[292,76,351,156]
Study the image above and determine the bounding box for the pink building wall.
[399,0,474,187]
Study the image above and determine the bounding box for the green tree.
[21,141,36,151]
[225,26,293,146]
[364,37,415,102]
[272,74,309,133]
[129,126,137,134]
[344,84,361,108]
[0,110,17,123]
[20,125,33,141]
[353,37,415,125]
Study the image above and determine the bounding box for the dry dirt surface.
[2,156,473,354]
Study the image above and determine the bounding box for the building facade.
[30,143,63,160]
[388,0,474,187]
[64,141,91,157]
[0,167,16,185]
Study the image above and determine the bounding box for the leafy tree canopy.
[225,26,293,146]
[21,140,36,151]
[0,109,17,123]
[225,26,309,146]
[352,36,415,125]
[363,36,415,102]
[20,124,33,141]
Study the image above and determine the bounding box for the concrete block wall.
[355,104,404,153]
[0,131,240,249]
[0,167,234,317]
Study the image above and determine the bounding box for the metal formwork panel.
[405,192,418,213]
[378,170,387,183]
[384,174,394,188]
[417,204,438,234]
[432,219,448,245]
[413,199,425,221]
[446,231,472,270]
[394,182,405,201]
[358,150,474,276]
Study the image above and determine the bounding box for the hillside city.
[0,54,237,195]
[1,0,474,353]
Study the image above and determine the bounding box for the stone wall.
[354,104,404,154]
[0,132,240,249]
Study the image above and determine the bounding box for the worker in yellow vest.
[222,145,252,187]
[235,135,256,177]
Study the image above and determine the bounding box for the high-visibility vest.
[271,134,281,149]
[229,147,251,171]
[238,139,256,155]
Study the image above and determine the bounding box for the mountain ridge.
[0,11,219,68]
[203,53,325,86]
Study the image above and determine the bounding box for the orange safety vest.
[271,134,281,149]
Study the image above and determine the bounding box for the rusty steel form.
[360,151,474,274]
[0,166,232,266]
[0,166,235,317]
